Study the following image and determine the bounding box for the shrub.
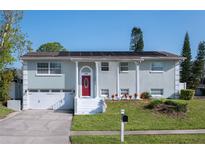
[164,100,188,112]
[145,99,188,113]
[180,89,195,100]
[124,94,128,99]
[0,70,14,106]
[134,93,138,99]
[140,92,151,99]
[146,99,163,109]
[111,94,115,100]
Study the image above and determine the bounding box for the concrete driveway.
[0,110,73,144]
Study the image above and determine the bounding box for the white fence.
[179,82,186,91]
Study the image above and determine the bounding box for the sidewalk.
[71,129,205,136]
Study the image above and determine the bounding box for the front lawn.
[72,99,205,130]
[71,134,205,144]
[0,105,13,119]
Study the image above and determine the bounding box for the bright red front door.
[82,75,91,96]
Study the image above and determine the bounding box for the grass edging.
[0,105,14,120]
[70,134,205,144]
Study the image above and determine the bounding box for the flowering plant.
[111,94,115,100]
[134,93,138,99]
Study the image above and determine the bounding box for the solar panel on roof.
[22,51,180,58]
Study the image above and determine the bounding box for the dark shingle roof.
[21,51,184,60]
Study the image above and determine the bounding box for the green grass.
[71,134,205,144]
[0,104,13,119]
[72,99,205,131]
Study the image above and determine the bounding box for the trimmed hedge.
[164,100,188,112]
[146,99,163,109]
[140,92,151,99]
[180,89,195,100]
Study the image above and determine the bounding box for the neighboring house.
[21,51,184,114]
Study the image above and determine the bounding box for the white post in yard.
[75,61,79,98]
[135,62,140,99]
[74,61,79,114]
[95,61,99,98]
[121,109,125,143]
[117,62,120,99]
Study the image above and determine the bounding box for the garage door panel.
[28,92,74,110]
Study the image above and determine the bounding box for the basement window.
[120,89,129,95]
[151,89,163,96]
[101,89,109,97]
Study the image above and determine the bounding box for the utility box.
[7,100,21,111]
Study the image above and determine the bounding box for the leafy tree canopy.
[37,42,66,52]
[0,11,31,70]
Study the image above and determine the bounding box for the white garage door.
[28,91,74,110]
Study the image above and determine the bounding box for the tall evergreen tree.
[189,41,205,89]
[130,27,144,52]
[180,32,192,88]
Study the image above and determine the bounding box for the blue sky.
[14,10,205,67]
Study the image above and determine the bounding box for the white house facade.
[21,51,185,114]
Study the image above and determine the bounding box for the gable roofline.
[21,51,185,61]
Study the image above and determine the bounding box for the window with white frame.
[50,62,61,74]
[120,62,129,72]
[37,63,49,74]
[37,62,61,75]
[151,89,163,96]
[101,62,109,71]
[120,89,129,95]
[151,62,163,71]
[101,89,109,97]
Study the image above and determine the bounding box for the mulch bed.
[154,104,186,117]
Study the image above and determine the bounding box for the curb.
[71,129,205,136]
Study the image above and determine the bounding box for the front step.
[74,98,106,115]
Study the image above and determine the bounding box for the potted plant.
[111,94,115,101]
[140,92,151,103]
[121,94,124,100]
[134,93,138,99]
[124,93,128,99]
[115,94,118,100]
